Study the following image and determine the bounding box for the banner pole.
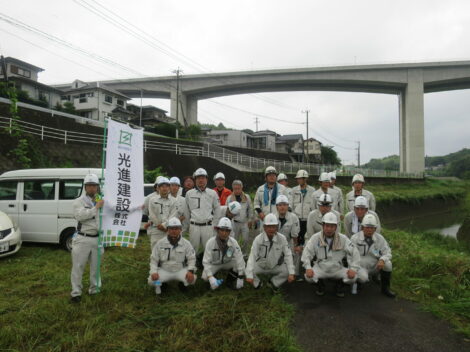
[96,118,108,293]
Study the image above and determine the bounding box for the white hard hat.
[318,193,332,205]
[213,172,225,180]
[227,201,241,215]
[277,173,288,181]
[154,175,163,186]
[167,217,182,228]
[354,196,369,208]
[362,214,378,228]
[193,168,208,178]
[322,212,338,225]
[295,169,309,178]
[276,195,289,205]
[329,172,337,180]
[263,213,279,226]
[265,166,277,175]
[158,177,170,186]
[216,217,232,230]
[84,173,99,185]
[352,174,365,184]
[169,176,181,186]
[318,172,331,182]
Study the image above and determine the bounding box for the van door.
[0,180,20,228]
[57,178,83,234]
[20,179,58,243]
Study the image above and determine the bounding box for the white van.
[0,168,103,251]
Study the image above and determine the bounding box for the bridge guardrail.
[0,116,424,179]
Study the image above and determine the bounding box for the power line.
[308,127,357,150]
[208,100,304,125]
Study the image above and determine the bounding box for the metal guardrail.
[0,116,424,178]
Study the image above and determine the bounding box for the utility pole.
[139,89,143,127]
[356,140,361,167]
[254,116,259,132]
[172,67,183,139]
[302,109,310,162]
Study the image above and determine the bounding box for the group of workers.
[70,166,395,303]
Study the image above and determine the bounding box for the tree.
[321,146,341,165]
[63,101,76,114]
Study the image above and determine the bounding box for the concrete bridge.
[64,61,470,173]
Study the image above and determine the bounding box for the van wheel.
[60,228,76,252]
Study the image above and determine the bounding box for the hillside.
[363,148,470,179]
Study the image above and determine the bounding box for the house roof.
[277,134,303,141]
[8,76,64,94]
[4,57,44,72]
[62,81,130,99]
[127,103,168,113]
[251,129,278,136]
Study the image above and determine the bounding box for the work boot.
[178,282,189,293]
[380,271,396,298]
[335,280,345,298]
[70,296,81,304]
[225,270,238,290]
[315,279,325,296]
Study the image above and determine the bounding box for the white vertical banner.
[102,119,144,248]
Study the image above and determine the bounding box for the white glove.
[209,276,219,290]
[236,278,244,290]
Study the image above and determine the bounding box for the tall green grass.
[385,229,470,336]
[0,238,301,352]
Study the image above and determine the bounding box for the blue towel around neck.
[263,183,278,206]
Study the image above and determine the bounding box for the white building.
[0,56,62,108]
[60,80,131,122]
[304,138,322,162]
[205,129,250,148]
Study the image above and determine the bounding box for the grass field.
[0,236,301,352]
[1,179,470,351]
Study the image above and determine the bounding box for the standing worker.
[277,173,292,200]
[227,180,254,252]
[306,194,341,241]
[213,172,232,205]
[329,172,344,215]
[346,174,376,211]
[344,196,381,238]
[312,172,341,211]
[290,169,316,247]
[146,177,178,250]
[70,173,104,303]
[254,166,288,221]
[169,176,187,227]
[185,168,220,261]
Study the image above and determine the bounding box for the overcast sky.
[1,0,469,164]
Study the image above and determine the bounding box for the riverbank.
[384,228,470,337]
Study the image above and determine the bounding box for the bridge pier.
[170,89,198,127]
[399,69,425,174]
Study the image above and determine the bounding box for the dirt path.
[284,281,469,352]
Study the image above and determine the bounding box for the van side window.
[23,180,56,200]
[59,179,83,200]
[0,181,18,200]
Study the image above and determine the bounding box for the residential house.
[60,80,131,122]
[304,138,322,162]
[276,134,304,161]
[126,104,175,127]
[0,56,62,108]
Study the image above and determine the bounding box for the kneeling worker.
[202,217,246,290]
[302,212,361,297]
[148,218,197,295]
[245,214,295,290]
[350,214,396,298]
